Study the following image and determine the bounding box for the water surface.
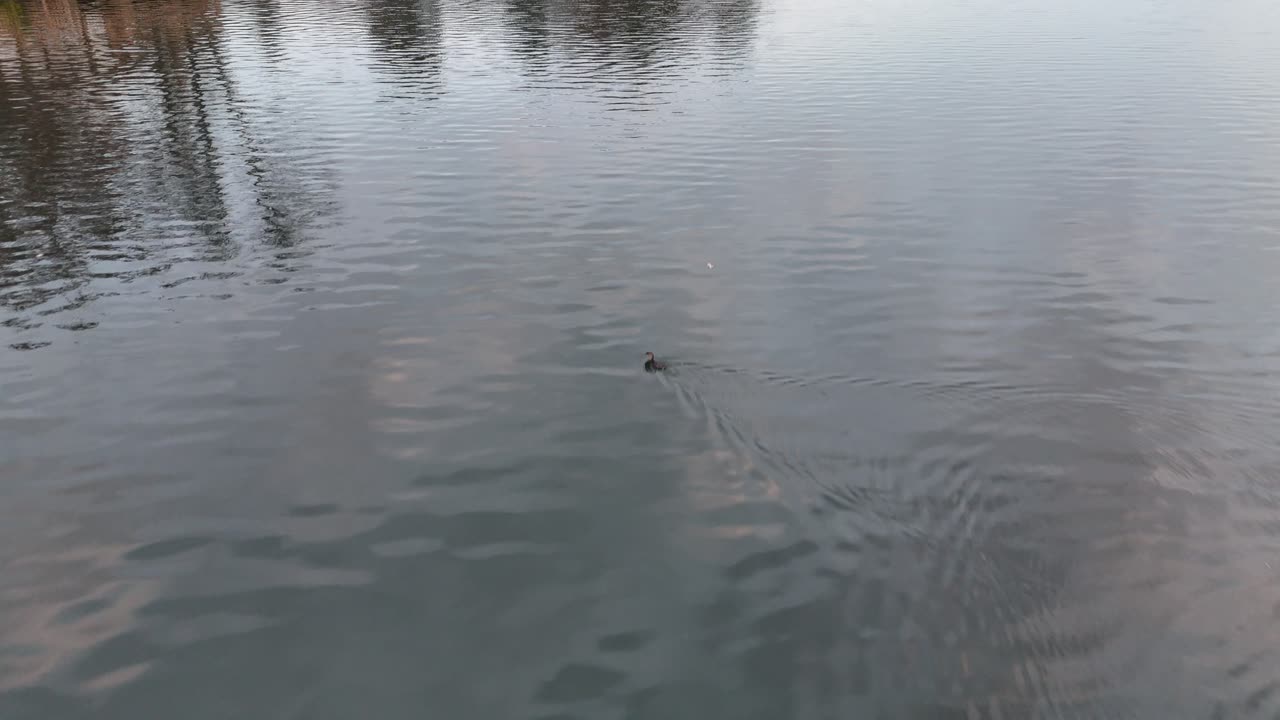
[4,0,1280,717]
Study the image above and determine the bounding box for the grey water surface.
[4,0,1280,717]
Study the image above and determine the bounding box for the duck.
[644,352,667,372]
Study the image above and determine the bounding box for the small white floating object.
[707,262,714,269]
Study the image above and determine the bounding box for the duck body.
[644,352,667,372]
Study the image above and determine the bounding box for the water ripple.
[6,0,1280,716]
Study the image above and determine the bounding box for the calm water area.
[4,0,1280,717]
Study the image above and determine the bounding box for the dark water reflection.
[5,0,1280,717]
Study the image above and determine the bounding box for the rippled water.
[5,0,1280,716]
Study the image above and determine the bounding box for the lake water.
[4,0,1280,717]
